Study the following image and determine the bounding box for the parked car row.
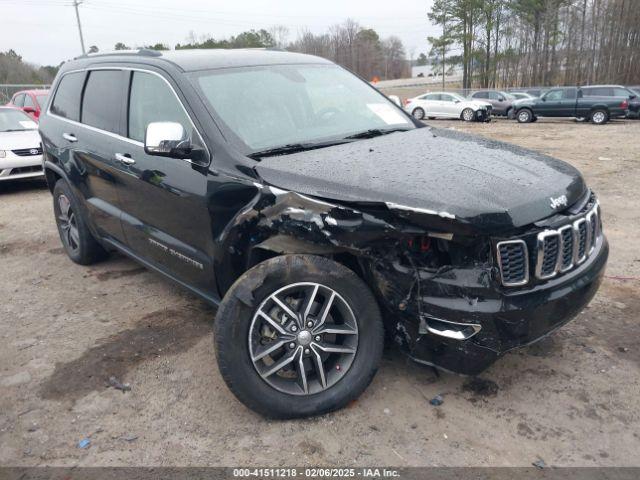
[402,84,638,125]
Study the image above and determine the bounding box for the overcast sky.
[1,0,438,66]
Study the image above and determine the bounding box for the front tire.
[52,179,108,265]
[412,107,425,120]
[461,108,475,122]
[517,108,533,123]
[590,109,609,125]
[214,255,384,418]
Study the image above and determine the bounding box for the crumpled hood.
[0,130,41,150]
[255,127,586,234]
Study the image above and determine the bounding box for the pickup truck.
[514,86,629,124]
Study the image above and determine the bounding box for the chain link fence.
[0,84,51,104]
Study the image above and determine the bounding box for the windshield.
[191,64,413,153]
[36,94,49,109]
[0,109,38,132]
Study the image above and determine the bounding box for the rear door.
[423,93,442,116]
[68,69,129,242]
[111,69,214,292]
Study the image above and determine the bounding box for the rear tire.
[412,107,425,120]
[590,109,609,125]
[517,109,533,123]
[214,254,384,418]
[53,179,108,265]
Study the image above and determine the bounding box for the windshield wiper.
[4,129,29,132]
[344,127,411,140]
[249,140,350,160]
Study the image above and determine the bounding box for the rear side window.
[472,92,487,99]
[12,94,25,107]
[425,94,440,101]
[128,71,191,143]
[583,87,610,97]
[81,70,125,134]
[51,72,85,121]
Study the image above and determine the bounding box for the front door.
[113,70,215,293]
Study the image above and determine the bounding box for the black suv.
[39,49,608,418]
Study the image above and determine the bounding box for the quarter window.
[128,71,191,143]
[81,70,125,134]
[50,72,85,121]
[12,94,25,107]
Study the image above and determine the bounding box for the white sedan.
[0,107,44,182]
[405,92,492,122]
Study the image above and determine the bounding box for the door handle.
[62,133,77,142]
[115,153,135,165]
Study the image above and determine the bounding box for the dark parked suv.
[39,49,608,418]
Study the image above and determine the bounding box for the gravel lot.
[1,117,639,467]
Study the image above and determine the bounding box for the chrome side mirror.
[144,122,192,159]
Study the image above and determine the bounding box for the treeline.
[428,0,640,88]
[109,21,410,81]
[0,50,58,85]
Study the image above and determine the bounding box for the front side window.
[191,64,412,153]
[564,88,577,100]
[23,95,35,108]
[36,94,49,109]
[545,90,564,101]
[440,94,454,102]
[51,72,85,121]
[81,70,125,133]
[128,71,192,143]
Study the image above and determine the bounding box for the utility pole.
[73,0,86,55]
[441,9,446,91]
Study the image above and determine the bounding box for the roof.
[12,89,49,94]
[71,48,332,72]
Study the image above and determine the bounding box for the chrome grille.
[534,203,601,281]
[496,240,529,286]
[12,147,42,157]
[497,201,602,287]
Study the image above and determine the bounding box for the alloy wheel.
[57,194,80,252]
[592,111,606,124]
[248,282,359,395]
[463,109,475,121]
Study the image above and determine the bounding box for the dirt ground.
[1,117,639,467]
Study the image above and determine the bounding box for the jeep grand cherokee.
[38,49,608,418]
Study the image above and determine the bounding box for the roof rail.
[73,49,163,60]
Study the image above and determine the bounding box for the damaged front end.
[215,181,609,376]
